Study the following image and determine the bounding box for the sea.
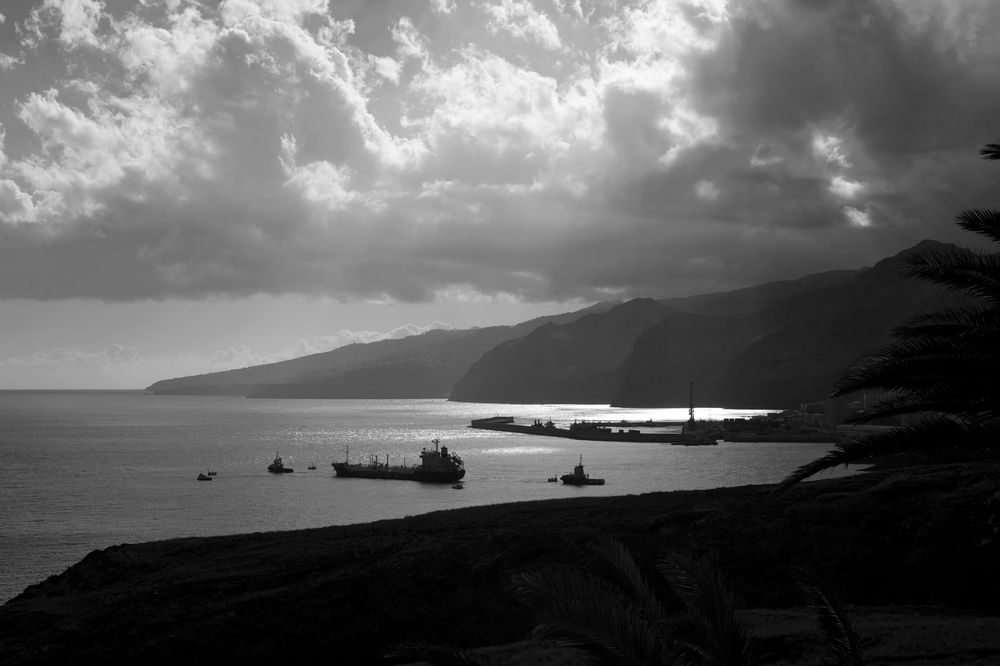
[0,390,855,604]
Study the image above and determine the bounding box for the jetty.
[469,416,715,444]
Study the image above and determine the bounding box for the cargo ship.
[331,439,465,483]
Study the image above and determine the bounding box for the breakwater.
[469,416,714,444]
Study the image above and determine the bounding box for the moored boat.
[332,439,465,483]
[560,455,605,486]
[267,453,293,474]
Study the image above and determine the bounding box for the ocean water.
[0,391,853,603]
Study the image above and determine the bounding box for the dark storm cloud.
[0,0,998,303]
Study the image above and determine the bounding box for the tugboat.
[332,439,465,483]
[560,455,605,486]
[267,452,294,474]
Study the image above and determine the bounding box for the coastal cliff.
[613,241,955,408]
[146,241,957,407]
[450,241,955,408]
[2,459,999,664]
[449,298,672,404]
[145,305,610,398]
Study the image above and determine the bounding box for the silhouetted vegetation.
[508,540,877,665]
[781,143,1000,488]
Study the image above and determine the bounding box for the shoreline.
[2,459,999,664]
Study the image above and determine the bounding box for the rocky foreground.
[2,460,1000,665]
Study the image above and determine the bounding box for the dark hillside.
[449,298,671,403]
[660,268,861,316]
[613,241,956,407]
[146,303,612,398]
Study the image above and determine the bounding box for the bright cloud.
[829,176,864,200]
[485,0,562,51]
[843,206,872,228]
[0,0,997,305]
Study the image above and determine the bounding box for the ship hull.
[332,463,464,483]
[560,476,605,486]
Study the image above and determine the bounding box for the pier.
[468,417,714,444]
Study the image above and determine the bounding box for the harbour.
[469,416,707,443]
[0,391,850,603]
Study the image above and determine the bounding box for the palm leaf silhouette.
[658,552,757,666]
[509,549,682,665]
[780,142,1000,486]
[800,580,868,666]
[510,540,765,665]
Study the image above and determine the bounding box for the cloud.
[0,0,998,304]
[429,0,456,14]
[694,179,718,201]
[843,206,872,228]
[484,0,562,51]
[289,321,454,356]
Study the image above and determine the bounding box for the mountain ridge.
[147,240,954,407]
[145,303,614,397]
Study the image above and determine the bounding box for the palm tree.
[508,540,757,665]
[779,143,1000,488]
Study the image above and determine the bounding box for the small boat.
[451,483,464,490]
[267,452,294,474]
[560,455,605,486]
[307,462,317,470]
[207,470,217,476]
[546,476,558,482]
[197,473,212,481]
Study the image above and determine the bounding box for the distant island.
[146,240,952,410]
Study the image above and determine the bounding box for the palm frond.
[776,416,997,490]
[658,552,757,666]
[800,581,866,666]
[509,567,630,615]
[905,249,1000,303]
[529,620,638,665]
[510,567,679,665]
[955,209,1000,246]
[832,345,1000,397]
[594,539,673,628]
[980,143,1000,161]
[846,398,998,425]
[533,605,680,666]
[896,305,1000,340]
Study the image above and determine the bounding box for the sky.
[1,0,999,389]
